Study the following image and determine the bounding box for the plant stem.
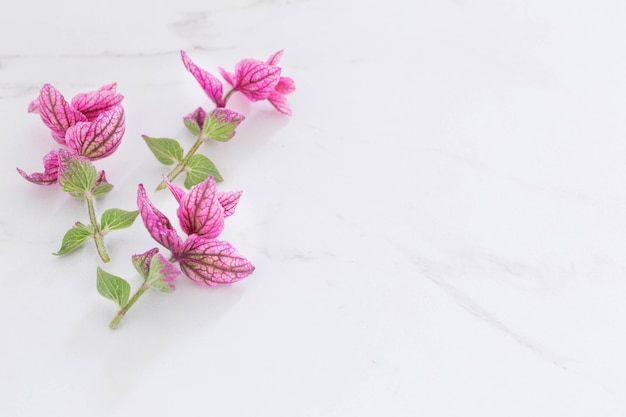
[223,88,236,104]
[85,192,110,263]
[156,134,205,190]
[155,89,237,191]
[110,282,150,329]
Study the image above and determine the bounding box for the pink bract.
[19,83,126,186]
[176,234,255,286]
[165,176,242,221]
[184,107,207,131]
[38,84,88,144]
[16,149,61,185]
[265,50,296,116]
[70,83,124,121]
[181,51,225,107]
[138,179,254,286]
[219,58,281,102]
[137,184,184,254]
[177,175,224,238]
[66,106,126,160]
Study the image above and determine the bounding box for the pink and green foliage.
[137,176,253,286]
[182,49,295,115]
[131,248,181,291]
[181,51,225,108]
[18,83,125,185]
[219,58,281,102]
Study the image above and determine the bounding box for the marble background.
[2,0,626,415]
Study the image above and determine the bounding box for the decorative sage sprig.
[17,49,295,328]
[144,50,295,191]
[17,84,138,262]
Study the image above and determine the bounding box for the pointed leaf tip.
[54,223,94,256]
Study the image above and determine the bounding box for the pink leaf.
[164,176,185,203]
[28,99,40,114]
[38,84,87,145]
[70,83,124,121]
[16,149,60,185]
[266,49,284,66]
[217,190,243,217]
[177,235,255,286]
[267,92,292,116]
[137,184,184,254]
[183,107,207,135]
[230,59,281,101]
[218,67,236,87]
[181,51,225,107]
[66,105,125,160]
[177,176,224,238]
[275,76,296,95]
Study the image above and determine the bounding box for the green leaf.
[184,117,201,136]
[184,154,223,188]
[92,182,114,198]
[142,135,184,165]
[202,109,245,142]
[96,267,131,308]
[58,151,98,196]
[101,209,140,232]
[54,223,94,256]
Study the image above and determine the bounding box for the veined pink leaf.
[266,49,284,66]
[231,59,281,101]
[38,84,87,145]
[16,149,60,185]
[71,83,124,121]
[275,77,296,95]
[183,107,207,135]
[177,235,255,286]
[217,190,243,217]
[218,67,236,87]
[267,91,292,116]
[177,176,224,238]
[181,51,225,107]
[28,99,40,114]
[137,184,184,254]
[66,106,125,160]
[164,176,185,203]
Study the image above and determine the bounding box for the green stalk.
[155,134,205,191]
[85,192,110,263]
[155,88,237,191]
[222,88,236,104]
[109,283,150,329]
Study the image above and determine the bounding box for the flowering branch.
[18,84,138,262]
[144,50,295,191]
[98,248,180,329]
[19,48,293,328]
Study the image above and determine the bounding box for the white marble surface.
[2,0,626,415]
